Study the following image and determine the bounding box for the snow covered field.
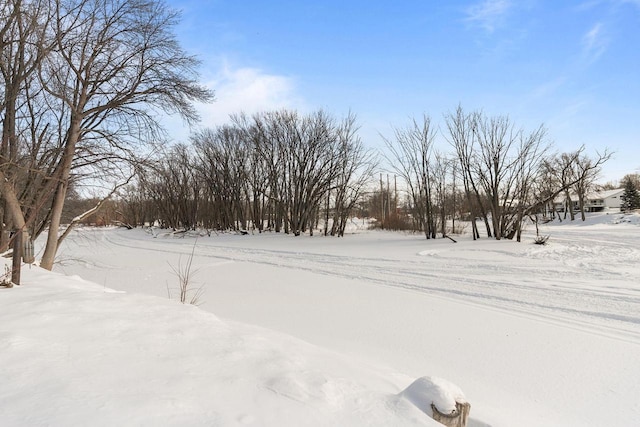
[2,212,639,426]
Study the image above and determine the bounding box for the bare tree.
[446,107,552,240]
[506,125,549,241]
[329,113,377,237]
[0,0,56,250]
[444,107,487,239]
[573,151,610,220]
[192,126,250,231]
[242,120,270,233]
[140,145,202,230]
[384,114,438,239]
[2,0,213,266]
[250,110,343,236]
[431,151,451,238]
[542,147,611,222]
[21,0,213,269]
[117,183,151,227]
[556,152,579,220]
[471,113,518,240]
[523,148,611,222]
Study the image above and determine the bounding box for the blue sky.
[165,0,640,183]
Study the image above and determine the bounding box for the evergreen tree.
[620,177,640,211]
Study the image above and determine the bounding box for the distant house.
[553,188,624,213]
[584,189,624,211]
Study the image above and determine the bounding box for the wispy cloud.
[575,0,605,11]
[582,22,609,62]
[163,63,305,141]
[200,65,302,123]
[465,0,512,33]
[577,0,640,12]
[530,77,568,100]
[620,0,640,9]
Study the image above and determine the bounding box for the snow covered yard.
[2,212,639,426]
[0,269,449,426]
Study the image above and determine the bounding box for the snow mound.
[400,376,467,417]
[610,212,640,225]
[544,211,640,227]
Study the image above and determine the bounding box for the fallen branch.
[443,234,458,243]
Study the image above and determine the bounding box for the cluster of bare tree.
[379,107,610,241]
[0,0,212,269]
[120,110,376,237]
[539,149,612,222]
[110,105,610,243]
[384,115,460,239]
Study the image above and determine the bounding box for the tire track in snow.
[103,230,640,342]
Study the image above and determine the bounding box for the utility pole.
[379,173,385,229]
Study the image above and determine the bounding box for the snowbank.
[0,261,445,427]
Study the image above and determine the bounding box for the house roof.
[553,188,623,204]
[586,188,624,200]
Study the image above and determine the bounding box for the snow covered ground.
[2,211,639,426]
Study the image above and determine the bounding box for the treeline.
[117,110,375,236]
[105,106,611,242]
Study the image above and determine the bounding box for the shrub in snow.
[0,265,13,288]
[400,376,470,427]
[534,235,550,245]
[167,241,204,305]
